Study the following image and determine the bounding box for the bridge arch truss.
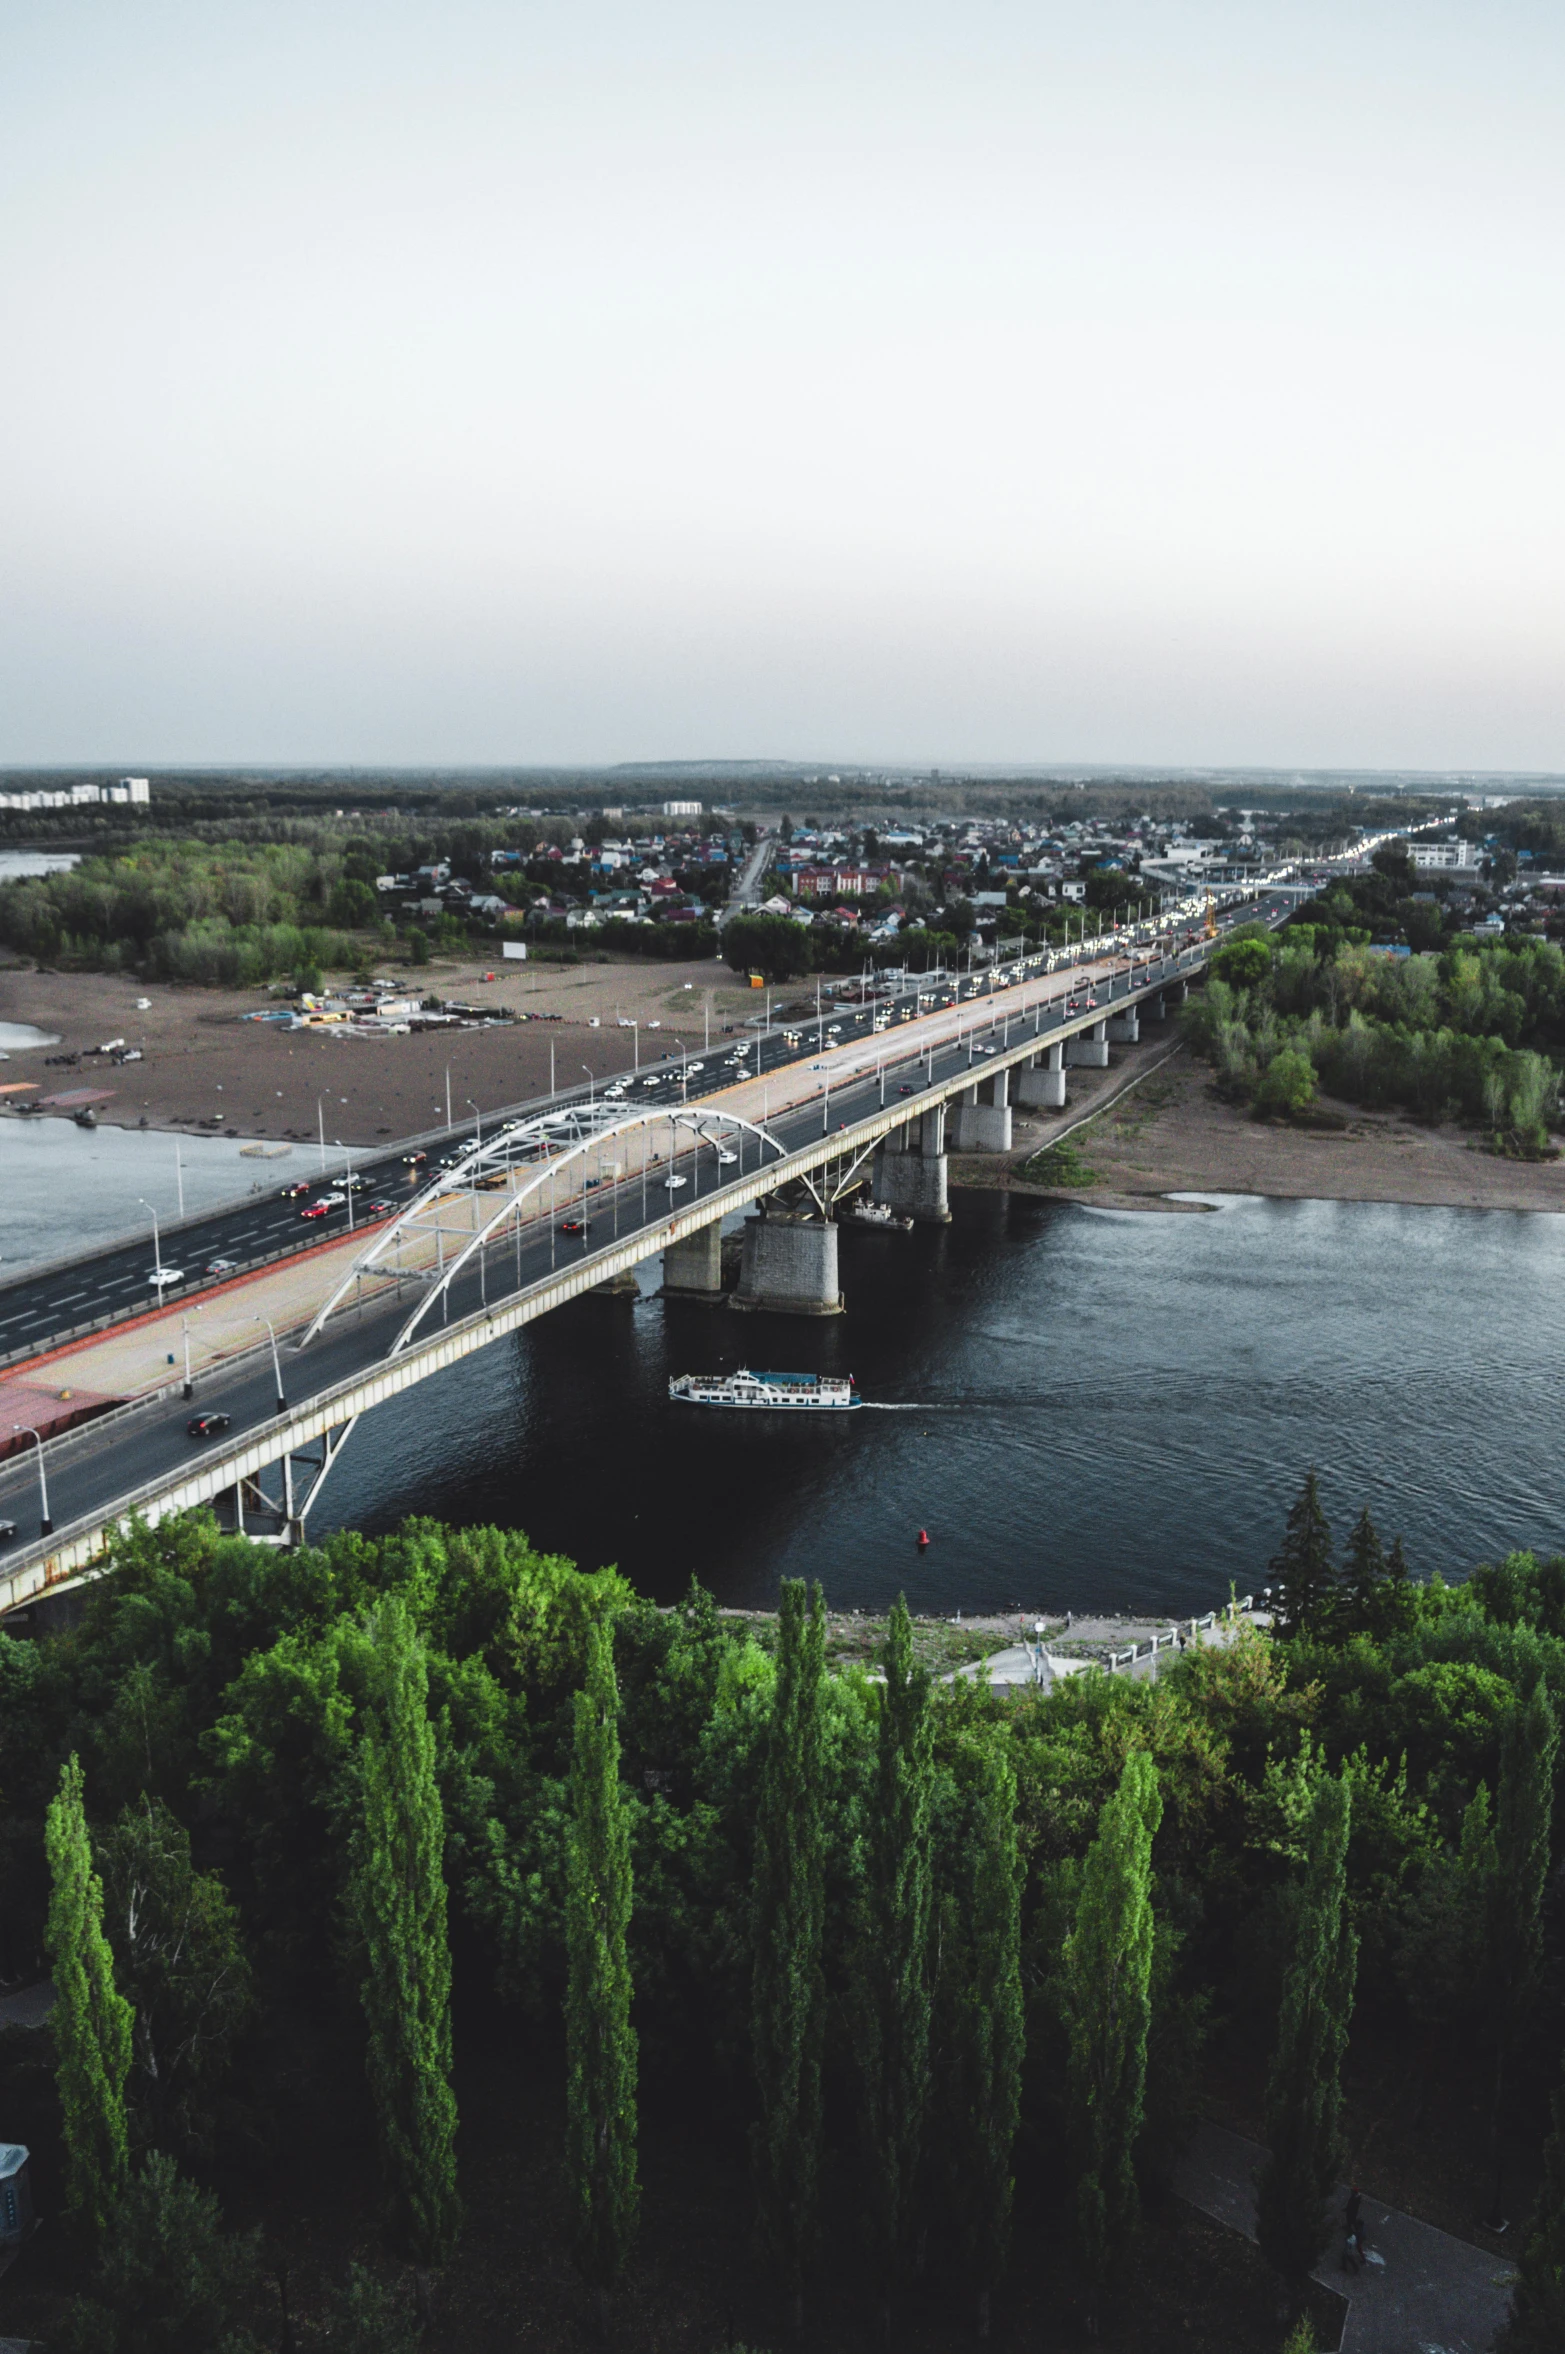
[301,1101,789,1356]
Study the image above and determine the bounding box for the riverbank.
[0,954,759,1145]
[952,1041,1565,1214]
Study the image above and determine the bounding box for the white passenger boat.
[668,1368,860,1411]
[841,1201,913,1232]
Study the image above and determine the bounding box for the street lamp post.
[317,1095,328,1174]
[466,1098,483,1145]
[138,1197,163,1280]
[580,1067,595,1108]
[257,1317,287,1414]
[180,1310,201,1400]
[335,1142,355,1230]
[12,1425,51,1537]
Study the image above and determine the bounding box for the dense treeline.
[2,1500,1564,2348]
[1184,915,1565,1152]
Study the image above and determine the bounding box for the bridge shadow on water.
[313,1189,1565,1616]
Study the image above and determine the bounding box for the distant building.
[1410,840,1481,872]
[661,799,703,817]
[0,777,152,812]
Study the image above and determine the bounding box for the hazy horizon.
[4,3,1562,771]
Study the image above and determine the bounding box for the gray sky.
[3,1,1562,769]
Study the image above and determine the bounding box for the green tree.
[96,1797,252,2159]
[64,2148,262,2353]
[1061,1748,1164,2321]
[1270,1473,1335,1639]
[1334,1507,1386,1641]
[750,1578,827,2331]
[1255,1048,1317,1116]
[566,1614,639,2317]
[349,1598,461,2265]
[855,1595,934,2341]
[45,1754,133,2233]
[1485,1679,1557,2222]
[1256,1772,1358,2287]
[1503,2054,1565,2350]
[944,1731,1025,2340]
[1211,935,1273,990]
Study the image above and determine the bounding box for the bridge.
[0,895,1289,1616]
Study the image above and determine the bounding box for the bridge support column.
[731,1215,843,1315]
[874,1103,951,1220]
[660,1217,726,1304]
[1107,1008,1139,1043]
[1016,1039,1067,1108]
[1146,992,1167,1021]
[1169,978,1188,1005]
[951,1074,1012,1152]
[1067,1019,1110,1068]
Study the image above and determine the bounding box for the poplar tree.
[946,1733,1025,2341]
[1061,1747,1164,2321]
[856,1595,934,2341]
[1270,1472,1335,1637]
[751,1577,827,2332]
[1485,1678,1557,2223]
[1256,1772,1358,2286]
[349,1597,461,2265]
[45,1753,133,2233]
[566,1614,639,2319]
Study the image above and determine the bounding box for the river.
[310,1190,1565,1615]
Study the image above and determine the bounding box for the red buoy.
[917,1528,930,1548]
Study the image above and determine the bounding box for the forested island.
[0,1493,1562,2351]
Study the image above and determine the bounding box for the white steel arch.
[300,1102,788,1356]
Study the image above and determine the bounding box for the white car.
[147,1266,184,1287]
[663,1174,688,1190]
[316,1190,347,1207]
[715,1149,738,1165]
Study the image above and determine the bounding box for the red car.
[281,1180,311,1198]
[299,1200,330,1221]
[559,1217,592,1235]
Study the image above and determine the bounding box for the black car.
[559,1217,592,1235]
[186,1413,232,1440]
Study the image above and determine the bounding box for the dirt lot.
[0,953,773,1148]
[952,1043,1565,1216]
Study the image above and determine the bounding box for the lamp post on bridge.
[138,1197,165,1284]
[256,1317,287,1415]
[11,1424,51,1537]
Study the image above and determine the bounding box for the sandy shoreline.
[4,961,1561,1215]
[950,1041,1565,1216]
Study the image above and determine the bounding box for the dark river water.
[315,1192,1565,1617]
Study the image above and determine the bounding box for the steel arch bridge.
[300,1100,791,1356]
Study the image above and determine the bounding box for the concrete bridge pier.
[1169,977,1189,1005]
[1067,1019,1110,1068]
[873,1107,951,1222]
[1146,992,1167,1021]
[731,1214,844,1315]
[661,1218,727,1303]
[951,1065,1013,1152]
[1107,1007,1139,1043]
[1016,1039,1068,1109]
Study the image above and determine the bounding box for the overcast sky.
[2,1,1562,770]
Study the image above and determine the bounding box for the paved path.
[1176,2120,1515,2353]
[0,1982,52,2032]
